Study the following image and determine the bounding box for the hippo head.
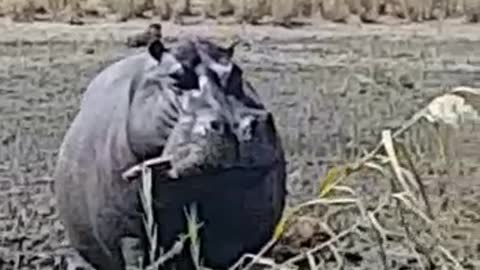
[127,38,285,269]
[154,38,283,179]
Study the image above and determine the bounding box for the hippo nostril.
[210,120,223,133]
[250,119,258,133]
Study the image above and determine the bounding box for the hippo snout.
[191,114,234,138]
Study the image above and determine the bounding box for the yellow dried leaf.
[318,165,353,198]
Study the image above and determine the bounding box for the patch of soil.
[0,19,479,269]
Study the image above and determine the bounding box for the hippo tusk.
[122,155,174,182]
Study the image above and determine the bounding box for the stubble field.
[1,19,480,269]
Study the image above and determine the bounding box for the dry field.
[1,18,480,270]
[0,0,479,25]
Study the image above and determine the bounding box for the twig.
[122,156,173,181]
[139,166,158,264]
[229,237,279,270]
[392,191,431,270]
[367,212,388,270]
[327,244,343,270]
[382,130,414,198]
[144,235,189,270]
[306,252,317,270]
[318,222,342,270]
[392,193,433,225]
[437,246,464,270]
[395,142,433,219]
[330,186,356,196]
[232,254,289,270]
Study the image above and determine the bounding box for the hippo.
[53,37,286,270]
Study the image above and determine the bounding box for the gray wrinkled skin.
[54,37,286,270]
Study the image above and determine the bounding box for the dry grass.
[1,22,480,270]
[0,0,478,24]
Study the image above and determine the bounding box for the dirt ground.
[1,17,480,269]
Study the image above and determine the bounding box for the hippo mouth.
[171,162,275,178]
[122,131,281,182]
[121,153,278,182]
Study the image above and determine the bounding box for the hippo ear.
[148,40,167,62]
[225,39,240,59]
